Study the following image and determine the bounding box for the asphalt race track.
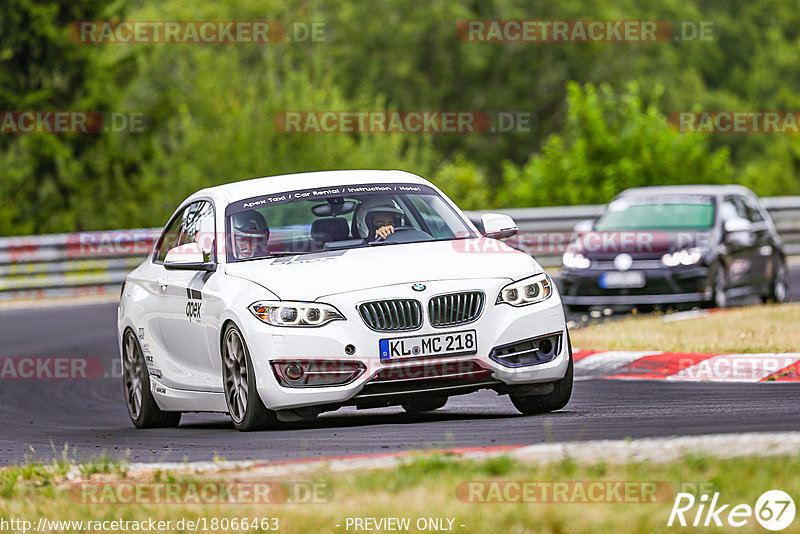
[1,266,798,465]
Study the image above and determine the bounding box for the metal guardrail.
[0,229,160,300]
[1,198,799,300]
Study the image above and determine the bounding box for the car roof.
[616,184,757,199]
[192,170,428,204]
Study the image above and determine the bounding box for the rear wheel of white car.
[122,329,181,429]
[402,397,447,414]
[222,324,277,432]
[509,332,574,415]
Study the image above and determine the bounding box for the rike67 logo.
[668,490,795,531]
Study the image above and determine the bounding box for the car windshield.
[224,183,476,261]
[594,198,716,231]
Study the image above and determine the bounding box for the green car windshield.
[594,200,715,231]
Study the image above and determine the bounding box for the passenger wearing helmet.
[230,210,270,259]
[355,197,405,241]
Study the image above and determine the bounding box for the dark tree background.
[1,0,799,234]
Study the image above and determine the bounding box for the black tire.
[402,397,447,414]
[122,329,181,429]
[509,332,574,415]
[763,257,790,304]
[704,261,729,309]
[222,324,278,432]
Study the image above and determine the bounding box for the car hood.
[571,230,714,260]
[225,238,539,300]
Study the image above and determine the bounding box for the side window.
[731,197,750,221]
[741,196,764,223]
[154,201,216,262]
[155,209,186,262]
[719,198,743,222]
[719,197,745,222]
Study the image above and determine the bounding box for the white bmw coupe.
[118,170,572,430]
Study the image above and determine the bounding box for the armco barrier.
[1,198,799,300]
[0,229,160,300]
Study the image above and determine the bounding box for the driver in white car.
[356,197,406,240]
[231,210,271,259]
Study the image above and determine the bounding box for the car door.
[719,196,757,289]
[739,194,772,286]
[153,200,220,391]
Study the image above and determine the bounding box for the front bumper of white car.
[243,277,569,411]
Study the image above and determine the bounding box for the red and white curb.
[574,350,800,382]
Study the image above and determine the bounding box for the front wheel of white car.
[122,329,181,429]
[222,324,278,432]
[509,332,574,415]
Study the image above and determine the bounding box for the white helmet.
[230,210,270,258]
[355,196,405,238]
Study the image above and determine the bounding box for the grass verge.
[1,452,798,533]
[571,303,800,353]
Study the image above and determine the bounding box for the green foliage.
[496,82,733,207]
[0,0,118,111]
[3,0,800,235]
[431,156,492,211]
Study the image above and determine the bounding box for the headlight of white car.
[496,273,553,307]
[249,301,345,327]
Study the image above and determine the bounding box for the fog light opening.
[489,333,562,368]
[537,338,554,357]
[285,362,305,381]
[271,359,366,388]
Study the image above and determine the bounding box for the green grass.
[572,303,800,353]
[2,452,798,533]
[0,447,128,500]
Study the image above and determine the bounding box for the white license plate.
[380,330,477,361]
[600,271,646,289]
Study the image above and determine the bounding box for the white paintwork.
[480,213,518,239]
[118,170,568,414]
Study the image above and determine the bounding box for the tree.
[495,82,733,207]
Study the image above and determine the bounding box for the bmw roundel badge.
[412,283,426,292]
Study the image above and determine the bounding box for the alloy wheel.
[123,331,144,420]
[223,328,249,422]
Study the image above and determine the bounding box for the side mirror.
[723,217,753,247]
[164,245,216,271]
[723,217,752,234]
[481,213,518,239]
[573,219,594,232]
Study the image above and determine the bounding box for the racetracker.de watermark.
[673,356,800,381]
[452,231,714,255]
[457,20,713,42]
[273,111,533,134]
[457,481,713,503]
[64,229,714,259]
[0,357,105,380]
[72,481,330,504]
[70,21,326,43]
[669,111,800,133]
[0,111,148,134]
